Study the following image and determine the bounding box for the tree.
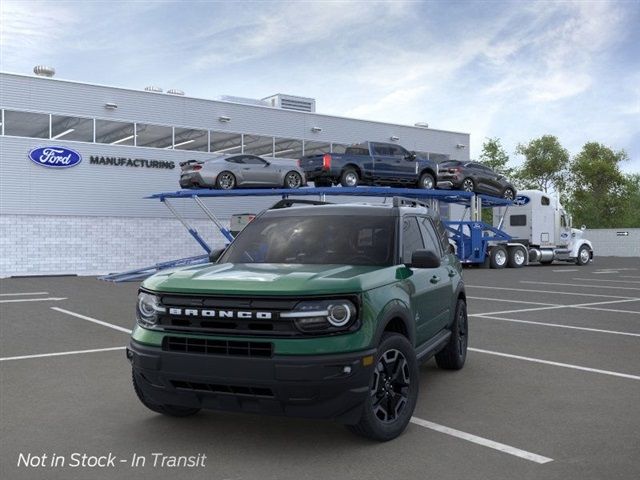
[567,142,630,228]
[478,137,514,177]
[515,135,569,193]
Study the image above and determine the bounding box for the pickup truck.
[298,141,439,189]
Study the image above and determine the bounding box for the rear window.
[440,161,462,168]
[510,215,527,226]
[345,145,370,156]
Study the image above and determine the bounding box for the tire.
[507,246,526,268]
[502,187,515,200]
[489,245,508,269]
[418,172,435,190]
[435,298,468,370]
[215,171,236,190]
[461,178,475,192]
[347,333,418,442]
[132,370,200,417]
[576,245,591,266]
[284,171,303,189]
[340,168,359,187]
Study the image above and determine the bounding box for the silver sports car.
[179,154,307,190]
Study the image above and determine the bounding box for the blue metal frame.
[101,187,513,282]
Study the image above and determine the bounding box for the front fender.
[570,239,593,257]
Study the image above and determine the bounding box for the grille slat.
[163,336,273,357]
[171,380,274,398]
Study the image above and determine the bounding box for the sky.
[1,0,639,172]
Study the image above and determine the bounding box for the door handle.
[430,275,440,284]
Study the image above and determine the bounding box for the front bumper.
[128,339,376,424]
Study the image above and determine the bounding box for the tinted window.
[242,156,267,165]
[388,145,408,158]
[541,196,550,206]
[4,110,50,138]
[510,215,527,226]
[372,143,392,156]
[402,217,424,263]
[220,215,395,266]
[51,115,94,142]
[419,218,442,256]
[226,156,245,164]
[345,146,370,156]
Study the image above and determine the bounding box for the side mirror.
[208,248,225,263]
[581,225,586,231]
[405,152,417,161]
[407,249,441,269]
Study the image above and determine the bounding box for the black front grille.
[171,380,274,397]
[163,336,273,357]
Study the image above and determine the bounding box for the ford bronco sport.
[128,197,468,441]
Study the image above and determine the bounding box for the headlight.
[136,292,165,328]
[282,299,357,333]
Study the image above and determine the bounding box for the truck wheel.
[576,245,591,266]
[132,370,200,417]
[507,246,526,268]
[435,298,468,370]
[340,168,359,187]
[347,333,418,442]
[489,245,507,269]
[418,172,435,190]
[216,171,236,190]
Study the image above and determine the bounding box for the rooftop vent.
[262,94,316,113]
[167,89,185,96]
[218,95,270,107]
[144,86,163,93]
[33,65,55,78]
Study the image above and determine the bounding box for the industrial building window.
[173,127,208,151]
[273,138,303,159]
[211,131,242,154]
[243,135,274,156]
[95,119,134,145]
[303,141,330,156]
[136,123,173,149]
[510,215,527,226]
[3,110,50,138]
[51,115,93,142]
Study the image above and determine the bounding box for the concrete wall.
[586,228,640,258]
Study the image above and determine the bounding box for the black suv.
[437,161,516,199]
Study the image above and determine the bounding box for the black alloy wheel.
[503,187,515,200]
[216,171,236,190]
[435,298,468,370]
[371,349,410,424]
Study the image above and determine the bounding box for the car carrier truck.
[490,189,594,267]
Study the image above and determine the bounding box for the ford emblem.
[28,146,82,168]
[513,195,530,206]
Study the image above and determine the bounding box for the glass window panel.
[273,138,303,159]
[173,127,208,151]
[303,141,330,156]
[210,131,242,155]
[243,134,274,156]
[429,153,450,163]
[51,115,93,142]
[4,110,49,138]
[136,123,172,149]
[331,143,348,154]
[95,119,135,145]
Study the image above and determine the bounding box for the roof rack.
[270,198,333,209]
[392,196,430,209]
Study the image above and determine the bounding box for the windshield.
[220,215,396,266]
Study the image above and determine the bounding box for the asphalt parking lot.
[1,257,639,480]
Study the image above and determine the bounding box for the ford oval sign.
[28,146,82,168]
[513,195,530,206]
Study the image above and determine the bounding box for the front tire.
[132,370,200,417]
[340,168,359,187]
[284,171,303,189]
[576,245,591,266]
[216,171,236,190]
[461,178,475,192]
[435,298,468,370]
[418,172,435,190]
[347,333,418,442]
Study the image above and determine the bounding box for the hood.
[142,263,399,295]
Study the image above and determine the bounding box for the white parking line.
[621,276,640,279]
[469,348,640,381]
[0,297,67,303]
[467,285,637,299]
[0,346,125,362]
[573,278,640,284]
[467,296,557,307]
[471,314,640,338]
[552,269,579,272]
[474,298,640,317]
[594,271,619,274]
[51,307,132,334]
[0,292,49,296]
[520,281,640,291]
[410,417,553,464]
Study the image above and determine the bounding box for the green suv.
[128,197,468,441]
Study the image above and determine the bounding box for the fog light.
[362,355,374,366]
